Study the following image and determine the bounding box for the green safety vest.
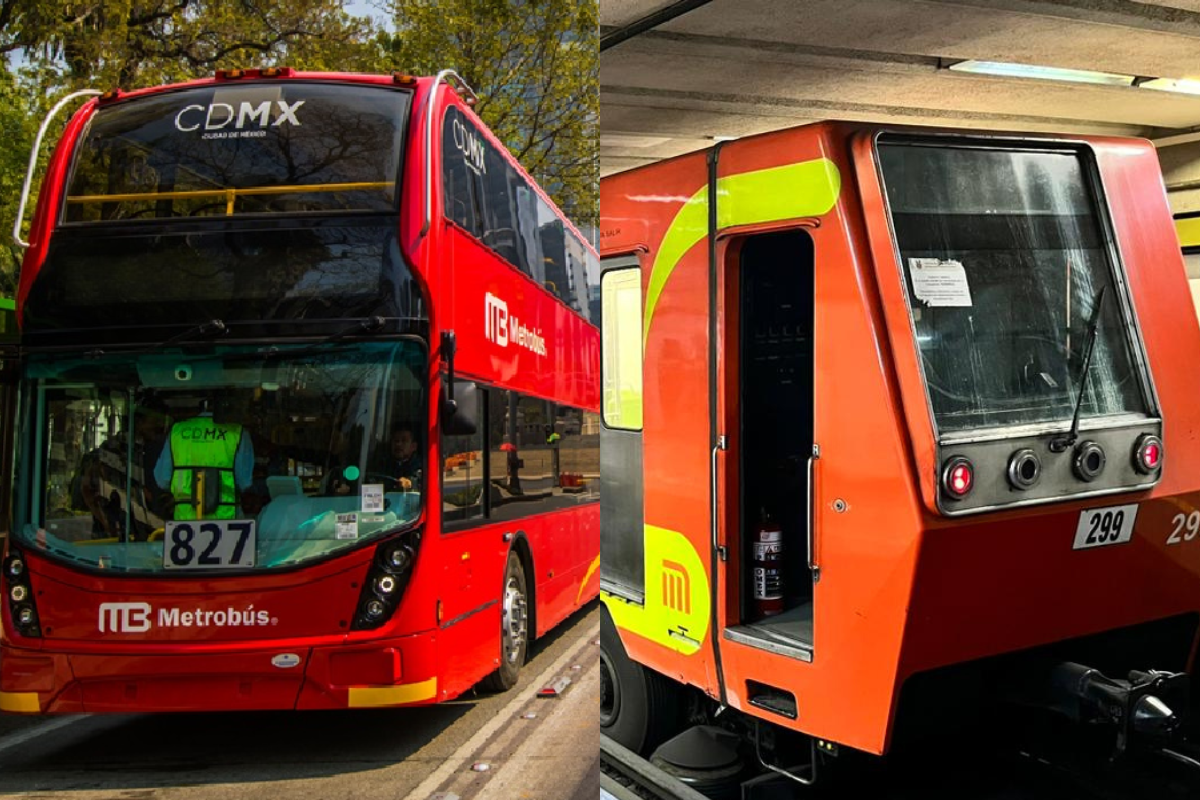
[168,417,243,520]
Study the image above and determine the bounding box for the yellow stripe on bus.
[347,677,437,707]
[577,554,601,605]
[0,691,41,713]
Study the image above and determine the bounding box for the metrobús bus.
[599,123,1200,780]
[0,69,601,714]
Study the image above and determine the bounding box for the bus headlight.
[386,545,413,573]
[4,547,40,638]
[351,534,420,631]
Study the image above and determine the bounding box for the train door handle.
[712,436,727,562]
[807,444,820,583]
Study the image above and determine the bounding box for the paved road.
[0,603,599,800]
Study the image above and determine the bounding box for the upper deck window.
[64,83,409,221]
[441,106,598,322]
[877,139,1151,435]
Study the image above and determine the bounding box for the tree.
[381,0,598,229]
[0,0,383,289]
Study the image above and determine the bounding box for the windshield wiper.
[85,318,227,360]
[1049,285,1108,453]
[251,316,388,363]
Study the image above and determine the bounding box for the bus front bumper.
[0,630,442,713]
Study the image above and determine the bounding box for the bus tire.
[601,608,681,755]
[481,550,529,692]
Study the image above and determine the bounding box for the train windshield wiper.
[1050,285,1108,453]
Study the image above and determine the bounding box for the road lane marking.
[401,621,600,800]
[0,715,90,757]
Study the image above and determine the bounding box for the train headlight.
[15,606,35,628]
[1134,434,1163,475]
[1007,449,1041,491]
[5,557,23,578]
[364,599,387,619]
[9,584,28,603]
[1073,441,1106,482]
[940,456,974,499]
[375,575,397,595]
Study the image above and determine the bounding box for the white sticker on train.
[1072,504,1138,550]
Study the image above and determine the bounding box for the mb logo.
[485,292,508,347]
[99,602,152,633]
[661,560,692,614]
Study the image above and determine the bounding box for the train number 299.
[1072,504,1138,550]
[1167,511,1200,545]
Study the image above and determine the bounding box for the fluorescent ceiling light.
[946,59,1134,87]
[1138,77,1200,96]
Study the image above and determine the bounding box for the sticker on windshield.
[908,258,973,307]
[336,513,359,540]
[362,483,384,513]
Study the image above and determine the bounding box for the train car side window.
[601,263,643,430]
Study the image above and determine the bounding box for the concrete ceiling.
[599,0,1200,198]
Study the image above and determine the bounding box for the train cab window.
[877,140,1152,435]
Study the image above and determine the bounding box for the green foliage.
[381,0,598,229]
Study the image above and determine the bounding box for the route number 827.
[162,520,257,569]
[1167,511,1200,546]
[1072,504,1138,550]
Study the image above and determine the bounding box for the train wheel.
[482,550,529,692]
[601,608,681,754]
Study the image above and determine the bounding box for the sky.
[346,0,394,30]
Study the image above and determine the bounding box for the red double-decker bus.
[0,69,600,714]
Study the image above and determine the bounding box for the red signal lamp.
[941,456,974,499]
[1134,434,1163,474]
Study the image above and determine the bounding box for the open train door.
[719,230,819,671]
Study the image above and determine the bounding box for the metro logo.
[483,292,547,357]
[174,100,305,133]
[98,602,151,633]
[98,602,274,633]
[661,560,692,614]
[485,292,509,347]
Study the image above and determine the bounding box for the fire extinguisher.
[752,508,784,618]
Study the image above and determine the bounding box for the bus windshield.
[19,341,426,574]
[64,82,409,221]
[878,140,1150,435]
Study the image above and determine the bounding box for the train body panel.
[600,121,1200,755]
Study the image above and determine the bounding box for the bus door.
[721,229,817,665]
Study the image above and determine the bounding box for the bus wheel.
[601,608,681,754]
[482,550,529,692]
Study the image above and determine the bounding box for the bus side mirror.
[442,379,478,436]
